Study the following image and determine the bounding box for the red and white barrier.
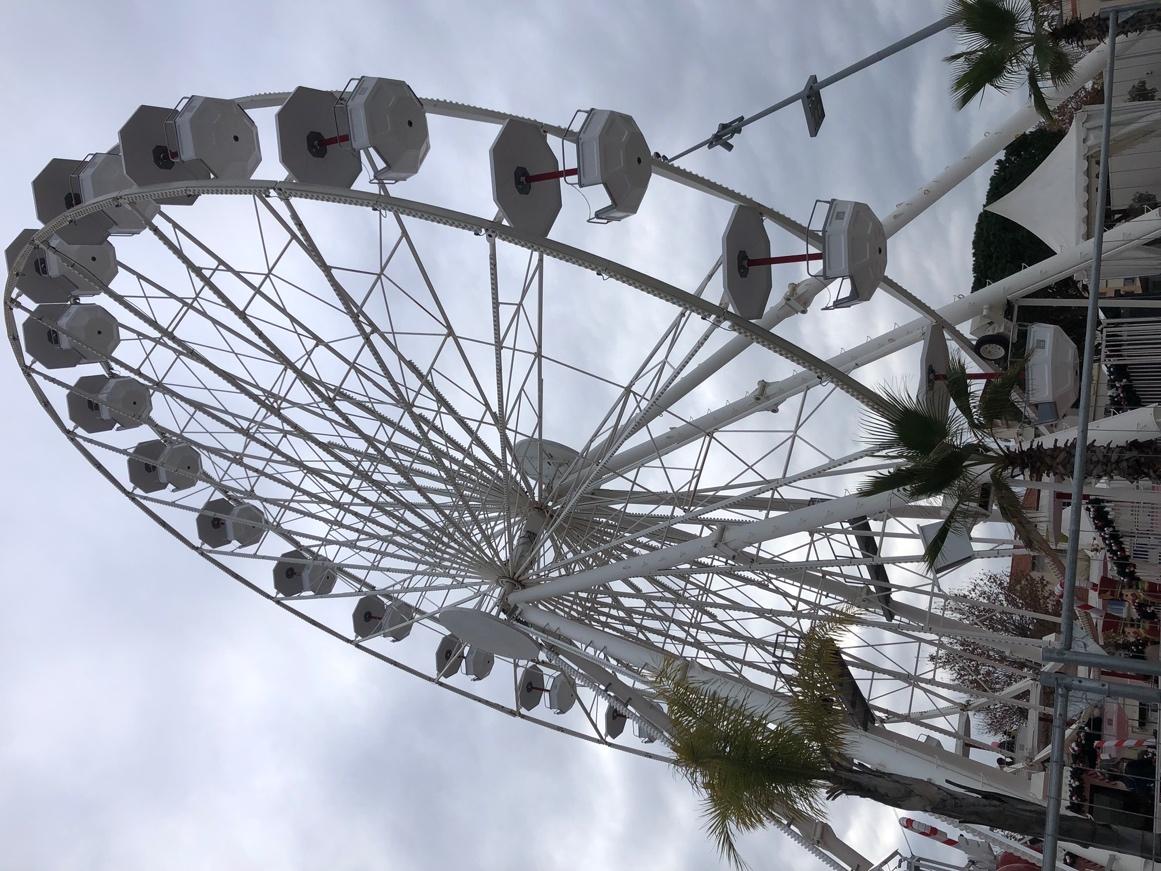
[1096,738,1155,750]
[899,817,959,848]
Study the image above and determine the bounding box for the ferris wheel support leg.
[508,490,909,603]
[597,211,1161,485]
[617,37,1123,444]
[518,605,1041,803]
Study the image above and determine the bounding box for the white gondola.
[118,104,211,205]
[42,235,116,292]
[462,646,495,681]
[346,77,429,182]
[276,86,362,188]
[22,303,118,369]
[172,96,261,181]
[604,702,627,739]
[7,230,75,304]
[820,199,886,309]
[517,664,546,710]
[76,152,158,235]
[546,673,576,715]
[196,498,265,548]
[435,633,465,679]
[32,158,113,245]
[273,550,338,596]
[575,108,651,221]
[66,374,151,432]
[720,205,772,320]
[1025,323,1079,424]
[127,440,201,493]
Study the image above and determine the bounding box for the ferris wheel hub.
[512,437,580,493]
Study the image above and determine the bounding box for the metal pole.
[1041,11,1120,868]
[1042,671,1161,704]
[1043,647,1161,678]
[816,13,961,89]
[664,13,959,162]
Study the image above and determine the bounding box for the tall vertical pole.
[1040,11,1120,868]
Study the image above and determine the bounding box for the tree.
[947,0,1161,119]
[928,570,1060,735]
[946,0,1077,119]
[657,620,1161,868]
[856,358,1161,571]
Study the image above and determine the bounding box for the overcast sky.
[0,3,1031,870]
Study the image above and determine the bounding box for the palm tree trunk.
[826,762,1160,859]
[1006,438,1161,482]
[1054,11,1161,47]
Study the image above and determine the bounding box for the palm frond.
[861,386,960,457]
[920,481,984,570]
[947,0,1072,112]
[653,668,831,870]
[990,472,1066,575]
[1032,33,1075,84]
[1028,66,1054,121]
[978,358,1027,428]
[949,0,1024,52]
[895,444,980,500]
[950,44,1027,107]
[785,611,855,761]
[856,463,934,497]
[944,356,983,431]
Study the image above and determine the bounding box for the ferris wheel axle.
[514,165,578,194]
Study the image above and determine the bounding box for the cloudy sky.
[0,2,1033,869]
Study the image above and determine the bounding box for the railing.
[1101,316,1161,408]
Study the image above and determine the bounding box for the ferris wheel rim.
[9,176,888,415]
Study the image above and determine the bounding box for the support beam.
[509,490,907,602]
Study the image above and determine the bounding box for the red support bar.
[321,134,350,147]
[525,167,578,184]
[744,252,824,267]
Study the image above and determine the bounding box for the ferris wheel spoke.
[119,335,477,564]
[147,218,506,564]
[487,237,520,556]
[386,207,515,441]
[160,208,505,499]
[536,447,881,577]
[538,306,711,528]
[551,526,801,673]
[51,334,478,570]
[267,198,509,545]
[550,256,723,504]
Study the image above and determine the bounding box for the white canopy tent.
[986,103,1161,280]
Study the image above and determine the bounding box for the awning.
[986,119,1086,253]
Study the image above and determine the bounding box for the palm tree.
[947,0,1077,119]
[855,357,1161,572]
[946,0,1161,119]
[658,620,1161,868]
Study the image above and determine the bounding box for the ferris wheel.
[5,76,1096,792]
